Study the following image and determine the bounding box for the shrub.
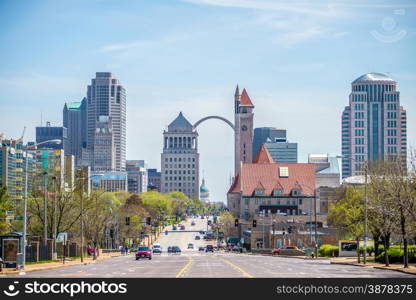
[319,244,339,257]
[375,245,416,264]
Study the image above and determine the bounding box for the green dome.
[200,178,209,193]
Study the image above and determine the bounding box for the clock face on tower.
[241,125,247,131]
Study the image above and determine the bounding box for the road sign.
[14,216,23,221]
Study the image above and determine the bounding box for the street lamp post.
[43,171,48,247]
[21,139,61,273]
[52,176,58,260]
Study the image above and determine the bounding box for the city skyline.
[1,0,415,202]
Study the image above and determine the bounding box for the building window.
[254,189,264,196]
[273,189,283,196]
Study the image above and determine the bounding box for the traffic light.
[125,216,130,226]
[282,228,286,235]
[288,226,292,234]
[252,219,257,227]
[146,217,151,225]
[234,219,239,227]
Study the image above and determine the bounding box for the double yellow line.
[176,255,193,278]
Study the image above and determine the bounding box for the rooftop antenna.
[40,112,43,126]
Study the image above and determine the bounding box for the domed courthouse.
[199,177,210,203]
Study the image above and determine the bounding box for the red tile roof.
[240,88,254,107]
[228,163,316,196]
[253,145,274,164]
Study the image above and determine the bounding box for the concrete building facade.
[126,160,148,194]
[87,72,126,171]
[92,116,115,172]
[161,112,199,199]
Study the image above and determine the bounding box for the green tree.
[0,187,12,234]
[217,211,236,242]
[328,186,364,262]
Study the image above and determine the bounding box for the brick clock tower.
[234,86,254,175]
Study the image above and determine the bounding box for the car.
[205,245,214,252]
[136,246,152,260]
[199,231,205,235]
[172,246,181,254]
[187,243,194,249]
[198,247,205,252]
[207,220,212,225]
[180,225,185,230]
[152,244,162,254]
[232,245,242,252]
[168,246,173,253]
[271,246,299,256]
[201,216,205,219]
[195,235,200,240]
[172,225,177,230]
[191,221,195,226]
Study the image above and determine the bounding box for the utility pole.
[314,191,318,258]
[52,176,58,260]
[80,178,84,263]
[364,163,368,264]
[43,171,48,247]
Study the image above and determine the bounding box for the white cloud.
[182,0,343,17]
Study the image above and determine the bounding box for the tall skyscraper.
[36,122,67,150]
[87,72,126,171]
[253,127,298,163]
[93,116,115,172]
[63,98,87,166]
[341,73,407,178]
[161,112,199,199]
[234,86,254,175]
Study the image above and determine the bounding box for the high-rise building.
[92,116,115,172]
[253,127,298,163]
[0,136,24,211]
[253,127,286,158]
[63,98,87,166]
[36,122,68,150]
[234,86,254,175]
[87,72,126,171]
[161,112,199,199]
[126,160,148,194]
[341,73,407,178]
[147,168,161,191]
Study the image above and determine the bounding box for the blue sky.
[0,0,415,202]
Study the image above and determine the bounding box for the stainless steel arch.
[193,116,235,131]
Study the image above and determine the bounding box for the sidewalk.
[0,251,124,275]
[330,257,416,275]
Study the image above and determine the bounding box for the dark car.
[191,221,195,226]
[198,247,205,252]
[168,246,173,253]
[172,246,181,254]
[195,235,200,240]
[136,246,152,260]
[180,225,185,230]
[172,225,177,230]
[205,245,214,252]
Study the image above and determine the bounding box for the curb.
[0,254,125,275]
[330,261,416,276]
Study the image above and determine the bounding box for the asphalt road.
[4,217,415,278]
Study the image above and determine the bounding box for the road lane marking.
[220,258,254,278]
[176,255,193,278]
